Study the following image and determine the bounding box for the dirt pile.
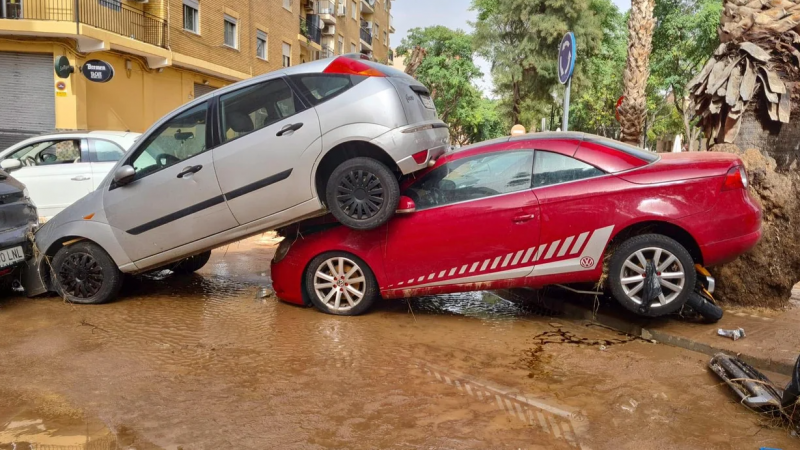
[710,143,800,307]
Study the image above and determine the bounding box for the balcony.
[359,26,372,50]
[299,15,321,46]
[315,0,335,24]
[0,0,168,48]
[320,47,334,59]
[389,14,395,33]
[360,0,375,15]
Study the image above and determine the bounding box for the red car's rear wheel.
[304,251,379,316]
[608,234,696,317]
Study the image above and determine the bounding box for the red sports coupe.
[271,132,762,317]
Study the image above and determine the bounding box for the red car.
[271,132,761,317]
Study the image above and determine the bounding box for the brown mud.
[0,236,796,449]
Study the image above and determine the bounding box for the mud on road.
[0,236,795,449]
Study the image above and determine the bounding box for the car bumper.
[271,257,307,306]
[0,224,35,273]
[701,228,762,267]
[373,121,450,175]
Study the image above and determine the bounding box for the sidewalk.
[500,286,800,376]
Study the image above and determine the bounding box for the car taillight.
[722,166,748,191]
[323,56,385,77]
[412,150,429,165]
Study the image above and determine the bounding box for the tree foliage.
[396,26,505,144]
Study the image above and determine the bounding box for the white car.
[0,131,140,220]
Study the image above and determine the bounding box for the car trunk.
[618,152,743,185]
[362,61,438,125]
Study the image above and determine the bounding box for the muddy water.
[0,237,795,449]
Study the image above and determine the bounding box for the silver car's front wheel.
[304,252,378,316]
[608,234,696,317]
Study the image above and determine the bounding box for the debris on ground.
[709,353,800,434]
[717,327,746,341]
[256,287,274,299]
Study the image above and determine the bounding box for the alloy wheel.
[619,247,685,308]
[335,170,384,220]
[313,256,366,312]
[57,252,103,299]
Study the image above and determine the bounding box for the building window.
[350,42,356,53]
[282,42,292,67]
[351,0,357,19]
[99,0,121,12]
[224,15,238,49]
[283,0,292,10]
[337,35,344,55]
[375,23,379,38]
[384,0,388,11]
[256,30,267,60]
[384,31,387,45]
[183,0,199,33]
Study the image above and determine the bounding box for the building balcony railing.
[314,0,335,16]
[300,15,321,45]
[359,26,372,46]
[0,0,168,48]
[320,47,334,59]
[360,0,375,14]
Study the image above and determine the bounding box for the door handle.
[276,122,304,136]
[177,165,203,178]
[71,175,90,181]
[513,214,536,223]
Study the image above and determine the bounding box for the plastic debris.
[717,327,746,341]
[256,287,274,299]
[638,260,663,315]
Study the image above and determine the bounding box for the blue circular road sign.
[558,32,576,85]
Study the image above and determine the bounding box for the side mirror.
[113,165,136,186]
[0,159,22,172]
[396,196,416,214]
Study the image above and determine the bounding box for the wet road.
[0,236,795,449]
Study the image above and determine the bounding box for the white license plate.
[419,94,435,109]
[0,246,25,268]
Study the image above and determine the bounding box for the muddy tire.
[170,251,212,274]
[685,291,724,323]
[608,234,696,317]
[304,251,379,316]
[326,157,399,230]
[51,241,123,305]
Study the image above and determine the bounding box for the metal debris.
[717,327,746,341]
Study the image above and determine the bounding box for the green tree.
[471,0,606,126]
[449,96,507,145]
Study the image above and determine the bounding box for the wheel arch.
[312,140,399,204]
[299,248,384,306]
[607,220,703,265]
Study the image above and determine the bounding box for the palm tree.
[618,0,655,146]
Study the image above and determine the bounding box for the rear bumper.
[0,224,35,274]
[373,121,450,175]
[701,228,762,267]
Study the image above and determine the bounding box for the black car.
[0,170,37,282]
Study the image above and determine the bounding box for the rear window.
[289,74,362,106]
[583,135,659,163]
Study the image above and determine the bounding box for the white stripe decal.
[511,250,523,265]
[449,267,457,276]
[408,279,414,284]
[522,247,535,264]
[459,265,468,275]
[418,276,425,282]
[501,253,512,268]
[490,256,501,269]
[438,270,446,278]
[557,236,574,257]
[469,262,479,273]
[534,244,547,261]
[570,232,590,254]
[545,240,561,260]
[428,273,435,280]
[398,281,404,286]
[480,259,490,271]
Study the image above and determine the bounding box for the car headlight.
[273,237,292,263]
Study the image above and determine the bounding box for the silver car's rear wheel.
[326,157,399,230]
[304,252,378,316]
[608,234,696,317]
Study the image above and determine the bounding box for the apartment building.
[0,0,394,148]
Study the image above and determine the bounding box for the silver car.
[25,55,449,304]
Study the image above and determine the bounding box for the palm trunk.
[618,0,655,146]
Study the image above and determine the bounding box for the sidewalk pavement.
[499,286,800,376]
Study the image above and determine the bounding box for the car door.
[2,138,93,219]
[88,138,126,189]
[527,149,616,280]
[384,150,540,290]
[212,76,322,225]
[103,101,239,263]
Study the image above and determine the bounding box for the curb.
[497,288,796,377]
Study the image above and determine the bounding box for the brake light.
[323,56,385,77]
[412,149,429,164]
[722,166,748,191]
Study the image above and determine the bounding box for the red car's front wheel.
[304,252,379,316]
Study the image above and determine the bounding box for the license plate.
[0,246,25,268]
[419,94,435,109]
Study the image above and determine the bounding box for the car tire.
[326,157,399,230]
[684,291,724,323]
[608,234,696,317]
[51,241,123,305]
[304,251,379,316]
[170,250,212,274]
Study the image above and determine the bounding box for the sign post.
[558,32,576,131]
